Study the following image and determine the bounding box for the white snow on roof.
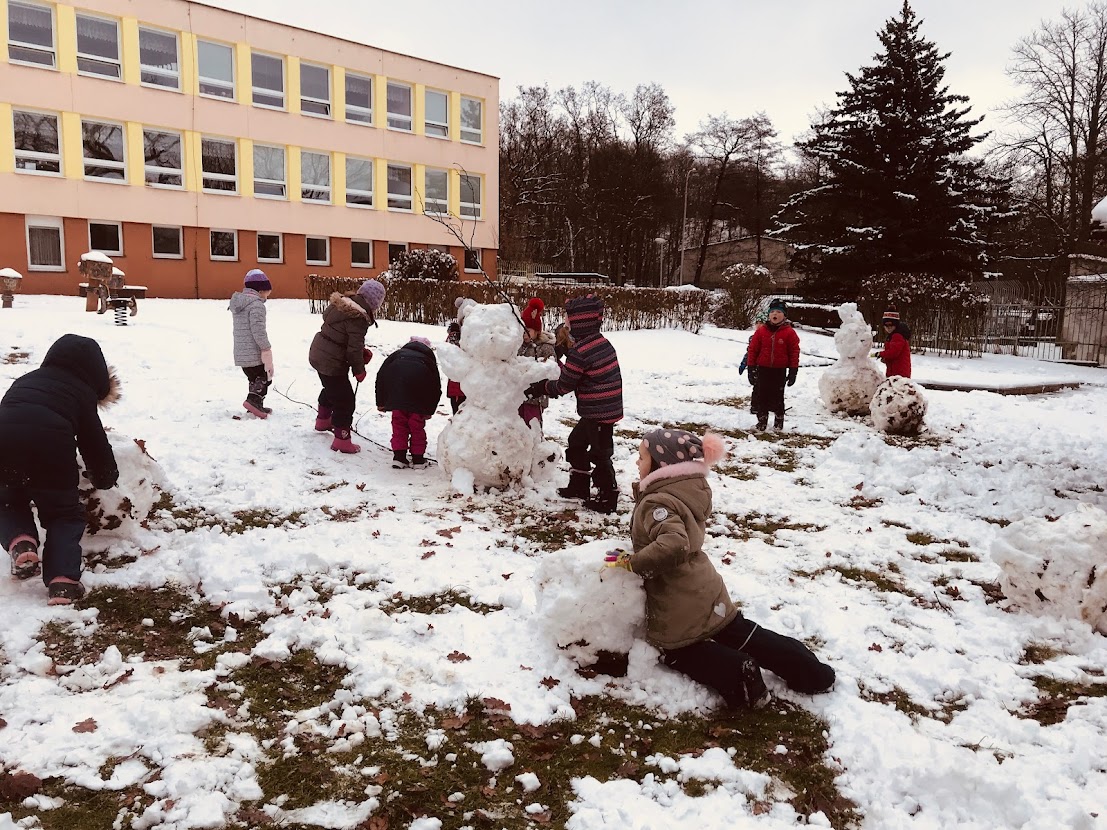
[80,251,113,263]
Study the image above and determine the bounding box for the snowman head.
[458,303,524,362]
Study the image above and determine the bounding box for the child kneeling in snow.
[605,427,835,708]
[375,336,442,469]
[0,334,120,605]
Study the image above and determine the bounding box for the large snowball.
[533,545,646,667]
[818,303,885,415]
[78,432,167,538]
[870,376,927,435]
[991,504,1107,635]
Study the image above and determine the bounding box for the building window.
[81,119,126,181]
[139,26,179,89]
[251,51,284,108]
[253,144,286,199]
[197,39,234,99]
[26,215,64,270]
[351,240,373,268]
[345,72,372,124]
[345,156,373,207]
[12,109,60,175]
[300,62,331,117]
[387,164,412,211]
[152,225,182,258]
[460,96,483,144]
[460,174,482,219]
[201,137,237,193]
[386,81,412,131]
[143,128,183,187]
[257,232,282,263]
[88,220,123,255]
[306,236,329,266]
[301,150,331,203]
[8,1,55,68]
[464,248,481,272]
[387,242,407,265]
[75,13,121,79]
[424,168,448,214]
[425,89,448,138]
[210,229,237,260]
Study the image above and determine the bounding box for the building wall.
[0,0,499,297]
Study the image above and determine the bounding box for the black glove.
[525,380,547,400]
[747,366,758,386]
[89,467,119,490]
[786,368,798,387]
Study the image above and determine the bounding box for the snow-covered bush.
[390,249,458,282]
[991,504,1107,635]
[713,263,771,329]
[870,376,927,435]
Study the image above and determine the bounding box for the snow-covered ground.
[2,295,1106,830]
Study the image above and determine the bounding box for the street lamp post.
[653,237,666,288]
[678,166,696,286]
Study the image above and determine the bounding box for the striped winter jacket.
[546,328,623,423]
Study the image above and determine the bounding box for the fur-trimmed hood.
[41,333,121,407]
[636,461,710,494]
[327,291,373,321]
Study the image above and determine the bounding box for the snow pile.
[78,431,167,539]
[870,375,927,434]
[435,302,560,492]
[991,503,1107,634]
[817,303,885,415]
[533,544,645,668]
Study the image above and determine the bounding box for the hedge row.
[305,275,712,333]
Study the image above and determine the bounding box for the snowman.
[818,302,885,415]
[435,302,560,492]
[870,376,927,435]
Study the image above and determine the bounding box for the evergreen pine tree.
[773,1,1009,300]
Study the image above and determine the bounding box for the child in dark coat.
[0,334,120,605]
[375,336,442,469]
[308,279,385,454]
[229,268,273,419]
[604,427,835,708]
[526,294,622,514]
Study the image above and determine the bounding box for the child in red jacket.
[746,298,800,431]
[875,307,912,378]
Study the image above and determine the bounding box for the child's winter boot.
[315,405,333,432]
[392,450,410,469]
[243,393,269,419]
[584,489,619,514]
[725,655,770,710]
[8,535,40,580]
[754,412,768,432]
[47,576,86,606]
[557,470,591,500]
[410,454,428,470]
[330,428,361,454]
[773,413,785,431]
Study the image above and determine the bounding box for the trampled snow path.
[1,296,1105,829]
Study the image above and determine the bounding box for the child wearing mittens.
[604,427,835,709]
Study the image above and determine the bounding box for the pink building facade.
[0,0,499,298]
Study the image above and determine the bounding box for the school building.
[0,0,499,298]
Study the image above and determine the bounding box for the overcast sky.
[206,0,1076,146]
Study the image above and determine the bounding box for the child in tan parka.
[604,427,835,708]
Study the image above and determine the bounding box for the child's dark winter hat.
[882,306,901,323]
[641,428,726,469]
[521,298,545,332]
[244,268,272,291]
[768,298,787,313]
[357,279,386,312]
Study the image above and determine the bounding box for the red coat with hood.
[746,321,800,370]
[878,323,912,378]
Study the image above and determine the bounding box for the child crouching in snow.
[604,427,835,708]
[375,336,442,469]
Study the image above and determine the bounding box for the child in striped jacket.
[526,294,623,513]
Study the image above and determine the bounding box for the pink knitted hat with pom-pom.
[641,428,725,469]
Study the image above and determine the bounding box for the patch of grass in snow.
[905,531,939,545]
[881,433,946,449]
[249,695,858,829]
[981,516,1012,528]
[490,501,620,551]
[3,779,153,829]
[938,547,979,563]
[379,589,503,616]
[881,519,911,529]
[859,684,932,721]
[39,585,268,670]
[703,395,751,409]
[719,511,826,542]
[716,462,759,480]
[1020,643,1062,665]
[2,349,30,364]
[846,494,883,509]
[1022,676,1107,726]
[312,479,348,493]
[817,564,922,599]
[967,579,1005,605]
[149,491,306,534]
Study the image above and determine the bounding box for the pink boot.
[330,427,361,453]
[315,405,333,432]
[8,535,40,580]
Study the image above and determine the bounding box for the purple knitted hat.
[244,269,272,291]
[357,279,386,311]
